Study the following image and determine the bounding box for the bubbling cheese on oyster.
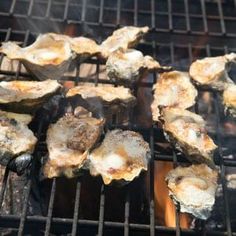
[44,108,104,178]
[160,107,217,167]
[0,34,73,80]
[89,129,150,185]
[189,53,236,90]
[151,71,198,121]
[0,80,61,112]
[166,164,218,220]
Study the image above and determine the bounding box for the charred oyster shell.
[89,129,150,185]
[151,71,198,121]
[223,84,236,118]
[166,164,218,220]
[106,48,170,83]
[0,79,61,113]
[160,107,217,167]
[44,108,104,178]
[0,34,73,80]
[189,53,236,91]
[0,110,37,166]
[100,26,149,59]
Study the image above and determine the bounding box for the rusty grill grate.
[0,0,236,235]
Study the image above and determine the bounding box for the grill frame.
[0,0,236,235]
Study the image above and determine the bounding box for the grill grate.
[0,0,236,236]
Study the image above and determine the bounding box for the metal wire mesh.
[0,0,236,236]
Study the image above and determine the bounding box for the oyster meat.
[151,71,198,121]
[89,129,150,185]
[0,34,73,80]
[44,107,104,178]
[166,164,218,220]
[0,110,37,166]
[66,85,136,105]
[100,26,149,59]
[48,33,100,60]
[106,48,170,82]
[0,79,61,112]
[189,53,236,90]
[223,84,236,118]
[160,107,217,167]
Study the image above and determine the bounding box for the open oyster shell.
[160,107,217,167]
[66,85,136,105]
[106,48,170,83]
[0,34,73,80]
[100,26,149,59]
[47,33,100,61]
[166,164,218,220]
[189,53,236,91]
[223,84,236,118]
[89,129,150,185]
[44,107,104,178]
[151,71,198,121]
[0,110,37,166]
[0,79,61,113]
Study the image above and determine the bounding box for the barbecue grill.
[0,0,236,235]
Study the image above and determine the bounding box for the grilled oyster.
[0,34,73,80]
[160,107,217,167]
[89,129,150,185]
[0,79,61,112]
[44,108,104,178]
[151,71,198,121]
[0,110,37,167]
[166,164,218,220]
[48,33,100,60]
[106,48,170,83]
[100,26,149,59]
[189,53,236,90]
[223,84,236,118]
[66,85,136,105]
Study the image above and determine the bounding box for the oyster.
[189,53,236,90]
[223,84,236,118]
[48,33,100,60]
[44,107,104,178]
[66,85,136,105]
[100,26,149,59]
[0,34,73,80]
[0,79,61,112]
[0,110,37,166]
[151,71,198,121]
[160,107,217,167]
[89,129,150,185]
[106,48,170,83]
[166,164,218,220]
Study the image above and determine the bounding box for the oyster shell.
[44,108,104,178]
[151,71,198,121]
[0,110,37,166]
[0,79,61,112]
[66,85,136,105]
[0,34,73,80]
[100,26,149,59]
[223,84,236,118]
[89,129,150,185]
[166,164,218,220]
[189,53,236,90]
[48,33,100,60]
[106,48,170,83]
[160,107,217,167]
